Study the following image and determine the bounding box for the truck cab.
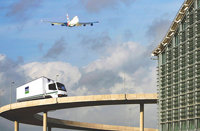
[47,82,67,98]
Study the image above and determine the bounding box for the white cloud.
[110,66,157,94]
[0,54,27,105]
[146,18,171,46]
[21,62,81,88]
[110,72,136,94]
[6,0,42,21]
[0,54,6,61]
[0,88,5,96]
[70,86,92,96]
[43,37,67,59]
[79,41,155,95]
[84,41,145,73]
[81,0,135,12]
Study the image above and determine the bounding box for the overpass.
[0,94,158,131]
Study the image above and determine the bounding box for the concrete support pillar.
[14,121,19,131]
[43,112,47,131]
[140,104,144,131]
[48,127,52,131]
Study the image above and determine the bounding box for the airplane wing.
[77,21,99,26]
[41,20,67,26]
[50,22,65,25]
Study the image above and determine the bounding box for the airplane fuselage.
[57,16,79,27]
[68,16,79,26]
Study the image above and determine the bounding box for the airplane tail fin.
[66,14,70,22]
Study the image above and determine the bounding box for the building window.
[162,51,166,64]
[161,124,166,131]
[197,23,200,34]
[182,17,186,30]
[198,0,200,8]
[175,33,179,46]
[189,120,195,129]
[189,3,194,12]
[181,121,186,130]
[174,122,179,131]
[189,27,194,38]
[181,31,186,42]
[168,123,172,131]
[189,14,194,25]
[198,10,200,21]
[197,119,200,128]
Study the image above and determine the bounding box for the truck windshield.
[57,83,66,91]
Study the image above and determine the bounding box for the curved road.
[0,94,158,131]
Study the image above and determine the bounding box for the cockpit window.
[57,82,66,91]
[49,83,56,90]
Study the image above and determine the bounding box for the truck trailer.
[16,76,67,102]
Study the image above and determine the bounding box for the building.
[152,0,200,130]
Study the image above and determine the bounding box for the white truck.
[16,76,67,102]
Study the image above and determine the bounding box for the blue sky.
[0,0,182,66]
[0,0,184,131]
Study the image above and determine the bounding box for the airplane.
[42,14,99,27]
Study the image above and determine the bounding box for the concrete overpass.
[0,94,158,131]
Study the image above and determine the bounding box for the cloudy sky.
[0,0,184,130]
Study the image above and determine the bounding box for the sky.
[0,0,184,130]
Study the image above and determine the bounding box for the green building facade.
[153,0,200,130]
